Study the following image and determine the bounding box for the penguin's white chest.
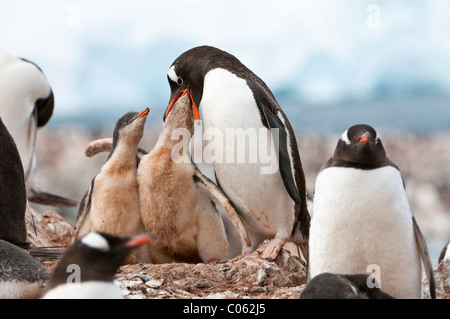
[200,68,294,241]
[310,166,422,298]
[41,282,123,299]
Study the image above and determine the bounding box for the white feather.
[80,232,110,251]
[309,166,422,299]
[340,129,351,145]
[167,65,179,83]
[41,282,123,299]
[201,68,295,246]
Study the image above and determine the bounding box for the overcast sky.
[1,1,450,129]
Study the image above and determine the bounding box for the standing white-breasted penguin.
[0,51,76,207]
[164,46,310,260]
[138,92,250,263]
[73,108,150,264]
[309,124,436,299]
[41,232,152,299]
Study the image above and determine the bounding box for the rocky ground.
[27,209,449,299]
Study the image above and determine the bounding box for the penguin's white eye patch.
[340,129,351,145]
[168,65,182,85]
[81,233,110,251]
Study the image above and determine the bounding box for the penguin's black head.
[334,124,386,167]
[165,60,202,125]
[164,46,238,125]
[47,232,153,288]
[111,108,149,149]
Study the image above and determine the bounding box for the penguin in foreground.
[0,116,28,247]
[72,108,151,264]
[164,45,310,261]
[0,239,50,298]
[41,232,152,299]
[299,273,394,299]
[0,51,76,207]
[309,124,436,299]
[137,92,251,263]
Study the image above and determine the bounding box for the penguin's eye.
[177,77,183,85]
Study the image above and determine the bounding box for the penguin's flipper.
[192,167,251,250]
[85,137,148,158]
[71,185,93,244]
[28,188,78,207]
[256,97,302,205]
[412,215,436,299]
[85,138,113,157]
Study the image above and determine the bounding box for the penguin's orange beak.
[358,133,369,143]
[138,107,150,118]
[124,233,155,248]
[164,87,200,126]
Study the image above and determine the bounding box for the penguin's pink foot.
[257,237,286,261]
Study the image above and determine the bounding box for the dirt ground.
[27,210,449,299]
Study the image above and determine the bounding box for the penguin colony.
[0,46,443,299]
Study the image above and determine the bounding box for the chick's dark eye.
[177,77,183,85]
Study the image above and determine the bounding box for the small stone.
[127,291,146,299]
[121,278,143,289]
[195,279,212,288]
[145,279,163,288]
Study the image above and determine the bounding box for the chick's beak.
[138,107,150,118]
[164,87,200,125]
[358,133,370,143]
[124,233,155,248]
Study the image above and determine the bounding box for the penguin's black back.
[0,117,27,247]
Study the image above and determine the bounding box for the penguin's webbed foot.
[257,237,286,261]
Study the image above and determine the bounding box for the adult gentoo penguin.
[309,124,436,299]
[138,92,250,263]
[0,239,49,298]
[41,232,152,299]
[72,108,151,264]
[0,51,76,207]
[164,46,310,260]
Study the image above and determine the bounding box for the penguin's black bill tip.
[124,233,155,248]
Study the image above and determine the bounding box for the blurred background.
[1,0,449,262]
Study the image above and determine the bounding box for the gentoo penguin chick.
[138,92,250,263]
[0,52,76,207]
[41,232,152,299]
[0,239,49,298]
[165,46,310,261]
[309,124,436,299]
[299,273,394,299]
[73,108,150,264]
[0,116,28,247]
